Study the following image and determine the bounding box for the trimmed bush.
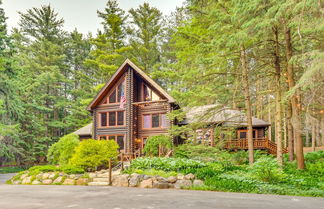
[69,139,119,171]
[47,134,79,165]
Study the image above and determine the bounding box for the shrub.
[47,134,79,165]
[28,165,58,175]
[250,156,286,183]
[61,165,84,174]
[124,168,178,178]
[174,144,220,162]
[143,135,173,157]
[69,139,119,171]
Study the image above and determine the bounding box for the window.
[143,84,160,101]
[239,132,246,139]
[98,135,125,151]
[107,80,125,104]
[117,136,124,150]
[142,113,168,129]
[99,111,124,127]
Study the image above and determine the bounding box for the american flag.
[120,90,126,109]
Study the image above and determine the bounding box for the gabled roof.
[183,104,270,127]
[73,123,92,136]
[87,59,176,111]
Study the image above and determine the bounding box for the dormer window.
[143,84,160,101]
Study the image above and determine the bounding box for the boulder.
[177,174,184,180]
[156,176,168,183]
[174,180,192,189]
[92,178,109,182]
[48,173,56,179]
[68,174,76,179]
[129,174,142,187]
[63,179,75,185]
[88,182,109,186]
[76,178,89,185]
[112,170,121,176]
[20,174,28,180]
[36,173,43,180]
[112,174,129,187]
[153,182,170,189]
[143,175,152,180]
[139,179,153,188]
[42,173,50,179]
[12,180,21,185]
[193,180,204,186]
[184,173,195,180]
[22,176,32,184]
[42,179,53,185]
[32,180,41,185]
[53,176,63,184]
[97,173,109,178]
[89,173,97,178]
[167,176,177,183]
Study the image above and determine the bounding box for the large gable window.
[100,111,125,127]
[106,80,125,104]
[142,113,168,129]
[143,84,160,101]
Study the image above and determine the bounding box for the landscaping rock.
[88,182,109,186]
[112,170,121,176]
[89,173,97,178]
[97,173,109,178]
[53,176,63,184]
[156,176,168,183]
[42,179,53,185]
[42,173,50,179]
[184,173,195,180]
[167,176,177,183]
[174,180,192,189]
[12,180,21,185]
[68,174,76,179]
[20,174,28,180]
[36,173,43,180]
[177,174,184,180]
[153,182,170,189]
[48,173,56,179]
[112,174,129,187]
[193,180,204,186]
[129,174,141,187]
[63,179,75,185]
[22,176,32,184]
[143,175,151,180]
[93,178,109,182]
[76,178,89,185]
[139,179,153,188]
[32,180,41,185]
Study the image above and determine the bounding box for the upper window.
[106,80,125,104]
[143,84,160,101]
[142,113,168,129]
[100,111,124,127]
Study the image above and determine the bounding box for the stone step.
[92,178,109,182]
[88,182,109,186]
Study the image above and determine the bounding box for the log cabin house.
[74,60,284,156]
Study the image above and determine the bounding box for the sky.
[2,0,185,34]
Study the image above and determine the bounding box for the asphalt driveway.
[0,173,16,184]
[0,185,323,209]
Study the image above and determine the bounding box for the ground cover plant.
[0,166,25,174]
[127,146,324,197]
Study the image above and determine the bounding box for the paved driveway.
[0,173,16,184]
[0,185,323,209]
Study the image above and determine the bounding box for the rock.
[112,170,121,176]
[88,182,109,186]
[63,179,75,185]
[76,178,89,185]
[42,173,50,179]
[112,174,129,187]
[12,180,21,185]
[20,174,28,180]
[53,176,63,184]
[177,174,184,180]
[168,184,175,189]
[89,173,97,178]
[143,175,151,180]
[174,180,192,189]
[32,180,41,185]
[153,182,170,189]
[42,179,53,185]
[193,180,204,186]
[97,173,109,178]
[36,173,43,180]
[69,174,76,179]
[22,176,32,184]
[48,173,56,179]
[129,174,141,187]
[167,176,177,183]
[184,173,195,180]
[92,178,109,182]
[156,176,168,183]
[139,179,153,188]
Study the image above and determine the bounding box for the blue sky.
[2,0,185,34]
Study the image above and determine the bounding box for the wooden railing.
[224,138,288,155]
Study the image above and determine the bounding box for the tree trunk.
[273,27,283,166]
[321,115,324,146]
[267,83,272,142]
[287,103,294,161]
[312,117,316,151]
[240,45,254,165]
[284,26,305,169]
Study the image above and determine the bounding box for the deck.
[224,138,288,155]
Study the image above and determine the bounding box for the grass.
[0,166,25,174]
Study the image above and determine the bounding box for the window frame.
[101,78,126,105]
[142,113,168,129]
[99,111,125,128]
[142,83,160,102]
